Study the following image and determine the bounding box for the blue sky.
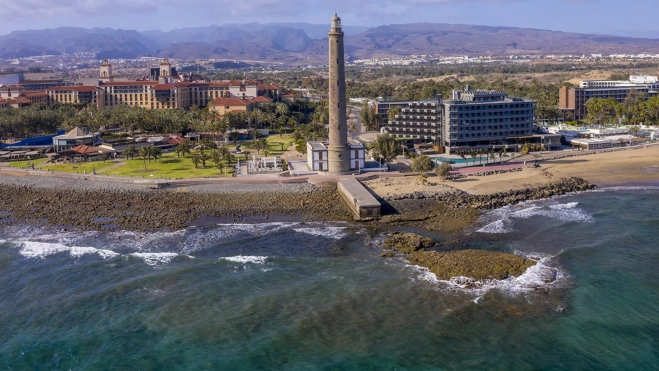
[0,0,657,37]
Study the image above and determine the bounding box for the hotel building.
[382,86,538,154]
[559,75,659,120]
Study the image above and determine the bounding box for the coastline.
[0,143,656,233]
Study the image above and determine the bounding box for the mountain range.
[1,23,659,62]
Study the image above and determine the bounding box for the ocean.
[1,188,658,370]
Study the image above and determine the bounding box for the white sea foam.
[19,241,119,259]
[216,222,300,235]
[476,219,514,234]
[476,201,593,234]
[293,226,347,240]
[130,252,181,267]
[110,229,187,251]
[219,255,268,264]
[410,252,566,298]
[600,186,659,192]
[549,202,579,210]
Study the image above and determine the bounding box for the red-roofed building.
[166,136,187,145]
[251,96,273,104]
[0,98,7,109]
[281,93,297,103]
[6,96,33,108]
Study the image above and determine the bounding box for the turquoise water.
[1,189,659,369]
[434,156,478,164]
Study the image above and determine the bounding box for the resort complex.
[0,59,282,111]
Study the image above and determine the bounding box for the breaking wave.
[130,253,184,267]
[219,255,268,264]
[477,201,593,234]
[19,241,119,259]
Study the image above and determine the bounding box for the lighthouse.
[327,13,351,174]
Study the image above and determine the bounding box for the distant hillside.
[141,22,368,46]
[0,27,156,59]
[343,23,659,58]
[0,39,60,58]
[1,23,659,62]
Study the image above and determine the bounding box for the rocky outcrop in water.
[407,249,536,281]
[382,232,536,281]
[383,232,438,254]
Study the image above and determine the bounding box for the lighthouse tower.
[327,13,350,174]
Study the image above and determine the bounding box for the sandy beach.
[363,145,659,197]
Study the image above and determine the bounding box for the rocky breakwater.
[382,232,537,281]
[0,183,353,232]
[384,177,595,207]
[448,177,597,210]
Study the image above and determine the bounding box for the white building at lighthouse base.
[307,139,365,172]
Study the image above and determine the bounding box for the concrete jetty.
[337,178,381,220]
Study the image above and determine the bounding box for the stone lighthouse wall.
[327,16,351,174]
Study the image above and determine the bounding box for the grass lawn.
[105,153,233,179]
[238,134,294,156]
[43,161,115,174]
[7,158,50,168]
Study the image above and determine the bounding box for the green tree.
[370,133,401,165]
[199,151,210,168]
[435,162,452,179]
[198,138,217,153]
[295,139,307,154]
[388,106,401,122]
[211,150,221,168]
[190,155,201,169]
[411,155,434,173]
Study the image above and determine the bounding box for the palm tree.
[124,145,138,160]
[175,142,191,158]
[253,138,268,155]
[487,150,496,164]
[459,153,468,165]
[388,106,401,122]
[139,146,151,171]
[230,130,241,145]
[198,138,217,153]
[251,109,263,129]
[349,122,357,139]
[497,148,508,164]
[275,103,289,118]
[151,147,163,162]
[469,149,479,166]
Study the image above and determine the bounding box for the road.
[348,105,380,143]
